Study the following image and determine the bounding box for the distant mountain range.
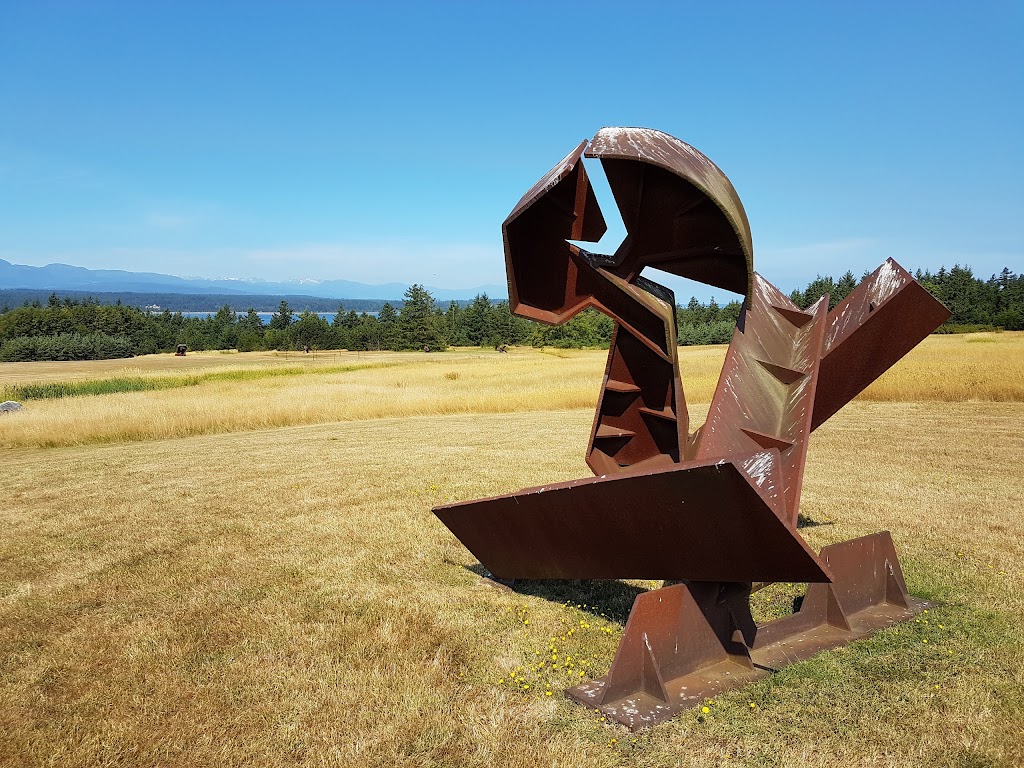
[0,259,507,302]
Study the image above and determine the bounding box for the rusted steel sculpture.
[434,127,951,729]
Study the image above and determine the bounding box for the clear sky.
[1,1,1020,302]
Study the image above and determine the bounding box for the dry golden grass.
[0,348,381,385]
[1,333,1021,450]
[1,400,1022,767]
[858,331,1024,402]
[0,349,609,449]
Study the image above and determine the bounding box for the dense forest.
[0,286,514,361]
[0,265,1020,361]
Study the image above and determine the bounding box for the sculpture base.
[564,532,929,729]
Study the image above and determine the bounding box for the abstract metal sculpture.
[434,127,951,729]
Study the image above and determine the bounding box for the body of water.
[176,311,377,322]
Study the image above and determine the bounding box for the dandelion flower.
[701,706,710,714]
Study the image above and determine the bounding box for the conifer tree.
[269,300,293,330]
[398,284,445,350]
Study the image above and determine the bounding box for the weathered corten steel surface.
[813,258,952,429]
[434,449,830,584]
[586,300,686,475]
[501,140,607,326]
[584,127,753,298]
[435,127,951,729]
[565,532,927,730]
[694,276,829,524]
[501,127,761,474]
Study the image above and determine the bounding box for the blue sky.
[1,1,1020,302]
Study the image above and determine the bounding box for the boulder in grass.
[0,401,24,414]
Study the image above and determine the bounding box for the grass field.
[1,334,1023,767]
[1,333,1022,450]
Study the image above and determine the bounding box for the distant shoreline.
[0,288,477,314]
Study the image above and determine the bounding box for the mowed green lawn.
[1,345,1023,767]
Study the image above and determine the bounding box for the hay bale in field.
[0,401,24,414]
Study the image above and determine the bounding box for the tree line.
[787,265,1024,332]
[0,265,1020,361]
[0,286,532,361]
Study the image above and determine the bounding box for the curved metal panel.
[586,127,753,297]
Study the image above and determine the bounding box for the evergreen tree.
[398,284,445,350]
[834,271,857,305]
[998,267,1013,290]
[378,302,400,349]
[292,310,330,349]
[802,274,837,310]
[238,308,264,334]
[333,303,346,322]
[269,300,293,330]
[463,293,494,345]
[237,308,265,352]
[212,304,235,325]
[444,301,468,346]
[211,304,239,349]
[706,297,720,323]
[491,300,527,346]
[347,313,382,350]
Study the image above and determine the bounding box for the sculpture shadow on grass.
[463,563,644,624]
[796,514,834,528]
